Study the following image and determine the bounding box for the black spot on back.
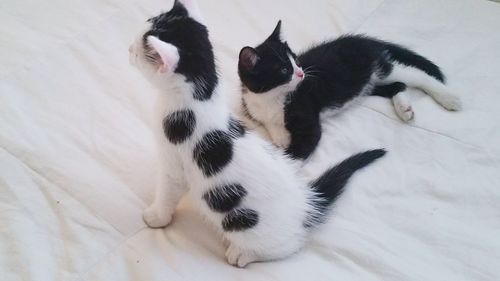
[163,109,196,144]
[203,184,247,212]
[222,208,259,231]
[228,117,245,138]
[193,130,233,177]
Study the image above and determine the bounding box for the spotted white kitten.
[129,0,385,267]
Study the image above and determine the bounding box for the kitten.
[238,21,462,160]
[129,0,385,267]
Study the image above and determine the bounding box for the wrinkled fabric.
[1,0,499,280]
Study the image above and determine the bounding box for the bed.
[1,0,499,280]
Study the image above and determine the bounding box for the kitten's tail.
[306,149,386,227]
[385,43,445,83]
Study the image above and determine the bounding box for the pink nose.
[297,71,304,78]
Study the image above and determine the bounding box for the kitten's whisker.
[303,66,314,72]
[305,70,321,74]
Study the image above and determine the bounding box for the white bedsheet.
[1,0,499,280]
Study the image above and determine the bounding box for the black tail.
[385,43,445,83]
[307,149,386,227]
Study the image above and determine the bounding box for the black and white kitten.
[238,21,462,160]
[129,0,386,267]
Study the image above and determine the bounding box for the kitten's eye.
[280,67,289,75]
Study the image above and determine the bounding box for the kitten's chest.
[244,93,286,126]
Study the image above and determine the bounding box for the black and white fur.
[129,0,385,267]
[238,21,462,160]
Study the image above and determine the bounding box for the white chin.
[289,79,300,89]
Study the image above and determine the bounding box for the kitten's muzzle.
[296,69,304,79]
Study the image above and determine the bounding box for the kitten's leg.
[392,91,414,122]
[371,82,414,122]
[225,244,257,268]
[143,149,186,228]
[372,82,407,98]
[285,113,321,160]
[267,123,291,149]
[384,63,462,111]
[225,240,303,267]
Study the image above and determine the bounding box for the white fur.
[130,28,319,267]
[244,87,291,148]
[383,63,462,112]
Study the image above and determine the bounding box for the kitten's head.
[238,21,304,94]
[129,0,217,100]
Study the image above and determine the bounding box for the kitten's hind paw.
[143,205,172,228]
[395,104,415,122]
[225,245,257,268]
[436,93,462,111]
[393,92,414,122]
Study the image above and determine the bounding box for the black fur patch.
[372,82,407,98]
[143,1,218,101]
[284,103,322,160]
[203,184,247,212]
[228,117,245,138]
[193,130,233,177]
[222,208,259,231]
[163,109,196,144]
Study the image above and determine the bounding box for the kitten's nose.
[296,70,304,79]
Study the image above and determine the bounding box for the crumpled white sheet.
[1,0,499,280]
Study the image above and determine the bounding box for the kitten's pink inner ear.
[239,47,259,71]
[147,36,180,74]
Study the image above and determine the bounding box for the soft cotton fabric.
[1,0,499,280]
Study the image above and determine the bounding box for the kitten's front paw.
[437,93,462,111]
[225,244,257,268]
[143,205,172,228]
[272,133,291,149]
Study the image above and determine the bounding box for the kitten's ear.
[239,47,259,73]
[147,36,180,74]
[266,20,282,42]
[176,0,204,24]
